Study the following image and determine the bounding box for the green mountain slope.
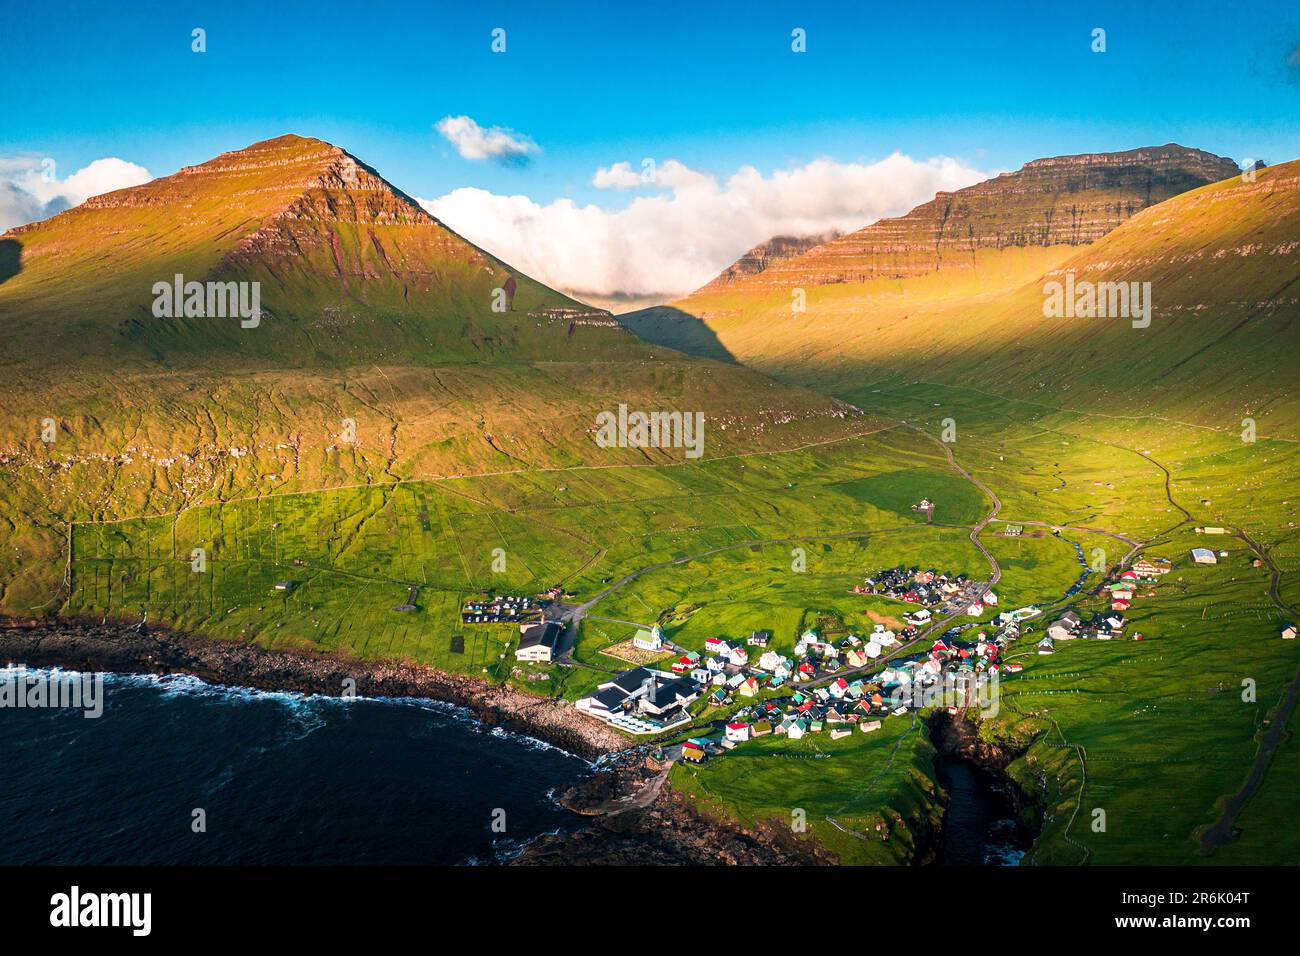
[0,135,866,611]
[624,147,1300,435]
[0,134,633,367]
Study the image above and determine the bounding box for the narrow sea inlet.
[0,669,591,865]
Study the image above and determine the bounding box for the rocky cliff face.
[730,145,1242,288]
[698,231,840,291]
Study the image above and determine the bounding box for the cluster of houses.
[1035,560,1170,653]
[680,619,1025,762]
[462,594,537,625]
[682,625,924,708]
[854,566,992,618]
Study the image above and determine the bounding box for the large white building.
[515,620,562,662]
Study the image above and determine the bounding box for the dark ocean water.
[0,668,592,865]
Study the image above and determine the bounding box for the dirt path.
[1200,667,1300,853]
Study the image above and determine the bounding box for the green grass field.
[65,429,981,677]
[669,716,944,865]
[53,377,1300,866]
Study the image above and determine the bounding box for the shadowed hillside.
[627,146,1300,435]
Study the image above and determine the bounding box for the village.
[571,615,1019,756]
[561,562,1040,754]
[493,542,1293,763]
[853,564,995,622]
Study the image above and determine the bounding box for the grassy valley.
[2,135,1297,868]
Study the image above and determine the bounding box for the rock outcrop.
[698,231,840,291]
[720,145,1243,288]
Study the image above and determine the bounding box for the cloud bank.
[435,115,539,164]
[420,153,994,305]
[0,156,152,232]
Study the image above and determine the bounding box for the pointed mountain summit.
[0,136,867,613]
[1,134,623,368]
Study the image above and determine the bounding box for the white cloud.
[591,161,645,190]
[0,155,151,232]
[434,115,538,163]
[419,152,995,304]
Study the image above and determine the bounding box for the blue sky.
[3,0,1297,303]
[4,0,1297,200]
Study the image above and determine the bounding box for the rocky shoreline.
[0,615,626,760]
[514,751,835,865]
[0,614,864,865]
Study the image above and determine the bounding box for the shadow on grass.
[617,306,738,364]
[0,239,20,285]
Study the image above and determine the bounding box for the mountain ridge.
[621,145,1298,435]
[723,143,1243,289]
[697,231,841,293]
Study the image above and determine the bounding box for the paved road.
[901,424,1002,581]
[786,425,1006,691]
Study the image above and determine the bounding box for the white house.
[758,650,783,672]
[1191,547,1218,565]
[725,721,751,743]
[865,640,882,659]
[982,591,999,606]
[728,646,750,667]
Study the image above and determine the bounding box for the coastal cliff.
[0,615,625,760]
